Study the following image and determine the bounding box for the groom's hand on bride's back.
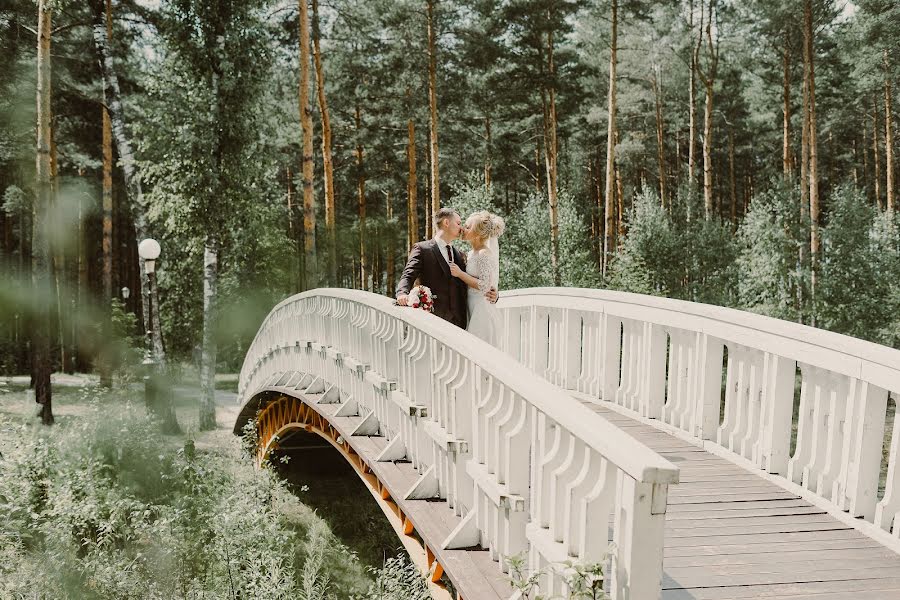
[486,287,498,304]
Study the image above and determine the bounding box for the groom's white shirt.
[432,232,453,266]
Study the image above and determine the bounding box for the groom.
[396,207,497,329]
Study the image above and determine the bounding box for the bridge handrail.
[499,287,900,541]
[500,287,900,391]
[240,288,677,484]
[238,288,678,599]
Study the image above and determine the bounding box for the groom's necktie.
[445,244,453,264]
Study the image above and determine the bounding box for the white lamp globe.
[138,238,161,261]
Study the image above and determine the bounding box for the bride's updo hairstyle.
[468,211,505,242]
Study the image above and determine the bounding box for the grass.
[0,370,403,583]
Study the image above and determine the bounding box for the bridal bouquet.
[407,285,435,312]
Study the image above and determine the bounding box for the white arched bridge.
[234,288,900,600]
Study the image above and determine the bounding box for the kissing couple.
[395,207,504,348]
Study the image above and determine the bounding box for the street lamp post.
[138,239,161,413]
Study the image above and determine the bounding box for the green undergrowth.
[0,389,384,599]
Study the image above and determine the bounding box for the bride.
[449,211,504,347]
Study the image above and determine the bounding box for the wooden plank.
[662,565,900,589]
[664,536,886,557]
[664,528,869,548]
[661,577,900,600]
[668,491,800,505]
[666,498,812,513]
[666,521,850,538]
[665,546,900,568]
[667,505,826,520]
[667,514,836,529]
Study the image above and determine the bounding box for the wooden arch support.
[253,393,454,599]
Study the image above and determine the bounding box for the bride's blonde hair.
[467,211,505,242]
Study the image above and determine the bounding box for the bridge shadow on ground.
[270,431,403,569]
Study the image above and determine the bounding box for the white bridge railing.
[499,288,900,541]
[238,289,678,599]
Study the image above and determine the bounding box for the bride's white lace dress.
[466,248,502,347]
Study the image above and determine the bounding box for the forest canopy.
[1,0,898,389]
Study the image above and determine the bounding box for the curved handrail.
[238,288,678,599]
[500,287,900,388]
[498,287,900,540]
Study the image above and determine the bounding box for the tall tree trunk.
[198,236,218,430]
[782,32,792,178]
[544,23,560,286]
[50,122,70,374]
[312,0,335,283]
[873,97,882,211]
[34,0,53,424]
[804,0,820,320]
[652,65,667,207]
[100,0,113,387]
[356,105,367,290]
[615,154,625,248]
[728,127,737,227]
[90,0,163,364]
[426,0,440,215]
[407,118,418,248]
[603,0,617,277]
[885,49,895,215]
[799,50,809,322]
[698,0,718,219]
[299,0,316,289]
[484,116,492,189]
[863,115,870,201]
[386,190,395,294]
[688,0,700,185]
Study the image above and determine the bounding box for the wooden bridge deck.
[583,401,900,600]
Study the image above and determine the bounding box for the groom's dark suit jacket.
[396,239,468,329]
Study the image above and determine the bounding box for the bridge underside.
[235,374,514,600]
[576,397,900,600]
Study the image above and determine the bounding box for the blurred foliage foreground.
[0,387,430,600]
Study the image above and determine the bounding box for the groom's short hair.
[433,207,458,230]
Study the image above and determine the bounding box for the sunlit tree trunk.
[697,0,718,219]
[782,32,792,178]
[688,0,699,185]
[729,128,737,227]
[873,98,882,211]
[652,65,667,208]
[426,0,440,215]
[603,0,617,276]
[34,0,53,424]
[863,115,870,201]
[356,104,367,290]
[885,49,895,215]
[312,0,335,282]
[386,189,396,293]
[407,118,418,248]
[804,0,820,320]
[299,0,316,288]
[544,22,560,286]
[484,116,492,189]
